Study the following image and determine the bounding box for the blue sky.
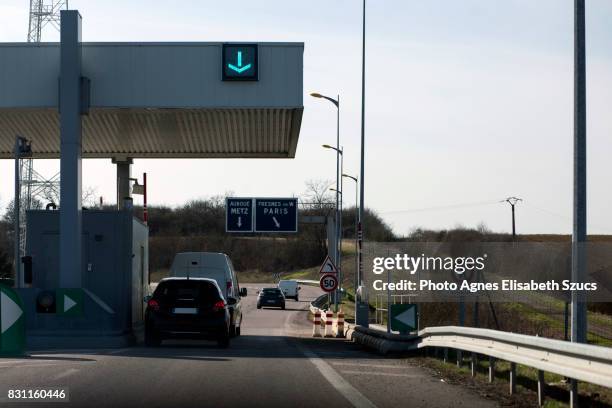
[1,0,612,235]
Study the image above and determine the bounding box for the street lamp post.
[357,0,368,327]
[343,174,358,296]
[312,92,341,312]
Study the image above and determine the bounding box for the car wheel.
[295,296,299,302]
[235,325,241,336]
[217,331,230,348]
[281,304,286,310]
[145,327,161,347]
[229,324,237,337]
[257,304,261,309]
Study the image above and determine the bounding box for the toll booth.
[0,10,303,348]
[17,210,149,348]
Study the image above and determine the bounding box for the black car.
[144,277,232,347]
[256,288,286,309]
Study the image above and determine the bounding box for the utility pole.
[503,197,522,240]
[571,0,587,405]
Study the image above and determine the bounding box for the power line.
[381,199,502,215]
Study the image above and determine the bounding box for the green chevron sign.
[57,288,84,316]
[390,303,418,334]
[0,284,25,356]
[222,44,258,81]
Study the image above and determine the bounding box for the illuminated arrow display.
[228,51,252,74]
[222,44,258,81]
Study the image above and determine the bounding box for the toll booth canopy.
[0,42,304,158]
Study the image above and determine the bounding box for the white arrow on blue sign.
[226,198,254,233]
[254,198,298,233]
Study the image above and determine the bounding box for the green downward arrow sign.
[228,51,252,74]
[0,284,26,356]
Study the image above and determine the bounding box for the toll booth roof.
[0,42,304,158]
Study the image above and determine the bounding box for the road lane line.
[296,345,377,408]
[4,363,57,369]
[331,362,406,369]
[53,368,79,380]
[0,360,24,365]
[340,370,418,378]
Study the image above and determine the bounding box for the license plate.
[266,300,275,303]
[173,307,198,314]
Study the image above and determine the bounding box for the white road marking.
[2,363,57,369]
[340,370,418,378]
[0,360,24,365]
[331,362,406,369]
[296,345,377,408]
[53,368,79,380]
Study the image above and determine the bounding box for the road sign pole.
[334,97,340,314]
[338,143,343,309]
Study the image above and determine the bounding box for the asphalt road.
[0,284,497,408]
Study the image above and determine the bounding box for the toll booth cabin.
[0,11,304,348]
[19,210,149,348]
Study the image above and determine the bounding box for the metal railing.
[418,326,612,389]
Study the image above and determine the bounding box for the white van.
[278,280,300,301]
[169,252,246,336]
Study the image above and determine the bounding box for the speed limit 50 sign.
[319,273,338,293]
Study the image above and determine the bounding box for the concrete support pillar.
[59,10,83,288]
[113,158,132,209]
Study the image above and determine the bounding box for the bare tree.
[82,186,98,208]
[302,179,334,210]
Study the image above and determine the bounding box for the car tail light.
[148,299,160,311]
[213,300,226,312]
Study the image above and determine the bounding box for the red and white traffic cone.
[335,310,345,338]
[312,310,322,337]
[324,310,334,337]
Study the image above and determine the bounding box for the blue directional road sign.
[254,198,298,233]
[222,44,258,81]
[226,198,254,232]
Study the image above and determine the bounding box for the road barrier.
[323,310,334,337]
[348,325,612,406]
[334,311,345,338]
[312,311,322,337]
[309,294,348,339]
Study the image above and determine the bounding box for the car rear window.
[262,288,282,295]
[155,280,222,304]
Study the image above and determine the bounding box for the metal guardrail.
[350,324,612,405]
[418,326,612,389]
